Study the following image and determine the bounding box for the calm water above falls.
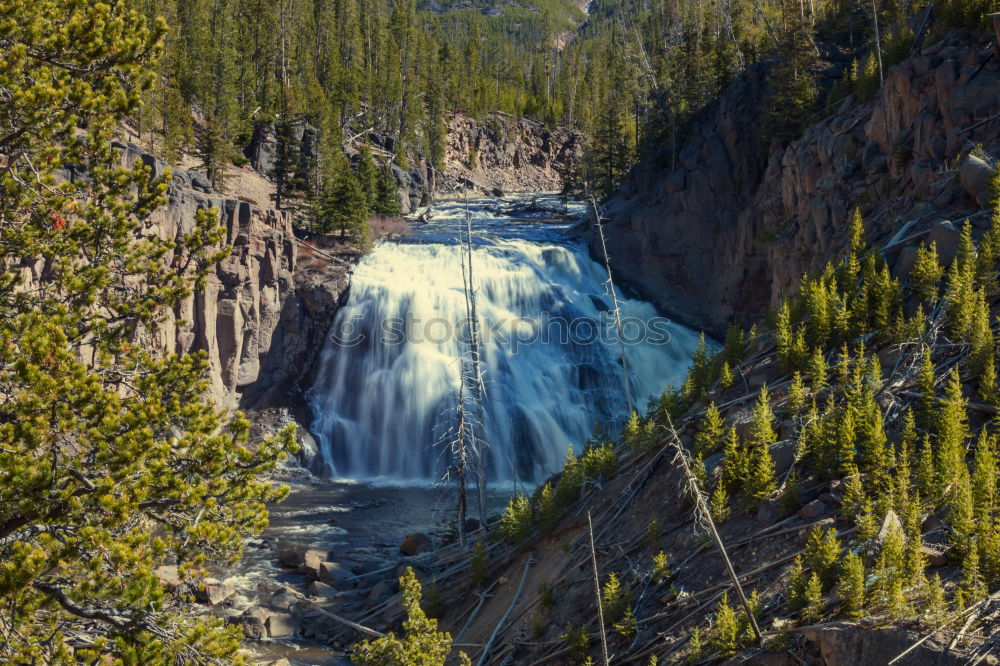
[305,196,704,484]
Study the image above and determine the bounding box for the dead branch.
[476,556,533,666]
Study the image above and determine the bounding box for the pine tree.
[903,498,928,588]
[839,553,866,619]
[746,386,777,506]
[710,483,731,523]
[925,573,948,622]
[762,0,817,142]
[969,291,994,375]
[471,539,489,586]
[500,493,533,549]
[917,348,937,432]
[875,519,906,605]
[844,208,866,289]
[694,402,724,457]
[775,300,795,369]
[972,430,997,519]
[357,143,380,212]
[944,222,978,339]
[375,164,404,217]
[788,555,808,612]
[537,482,559,532]
[978,207,1000,290]
[979,356,998,405]
[273,114,303,210]
[623,411,645,451]
[322,152,371,250]
[961,541,987,603]
[722,426,748,495]
[856,495,878,542]
[936,368,969,500]
[805,526,842,590]
[788,372,807,414]
[910,241,943,304]
[711,591,740,656]
[719,360,735,389]
[354,568,458,665]
[808,347,828,392]
[803,572,825,621]
[949,470,976,558]
[0,3,296,661]
[915,434,936,502]
[652,551,671,585]
[687,627,703,665]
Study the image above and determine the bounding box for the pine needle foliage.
[0,3,298,661]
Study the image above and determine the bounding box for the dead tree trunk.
[590,196,634,415]
[661,416,764,646]
[463,191,489,526]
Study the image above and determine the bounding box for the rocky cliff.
[112,141,351,413]
[437,113,583,195]
[597,30,1000,339]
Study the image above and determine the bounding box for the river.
[233,194,703,662]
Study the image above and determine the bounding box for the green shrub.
[500,493,533,548]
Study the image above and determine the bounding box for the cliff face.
[113,142,350,412]
[597,31,1000,338]
[437,113,583,195]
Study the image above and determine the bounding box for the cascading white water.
[306,197,704,484]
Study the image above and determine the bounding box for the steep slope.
[596,30,1000,340]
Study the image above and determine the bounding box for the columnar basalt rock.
[108,141,351,412]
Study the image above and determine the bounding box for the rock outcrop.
[437,113,583,196]
[596,30,1000,338]
[110,141,351,412]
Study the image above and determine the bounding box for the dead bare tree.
[462,191,490,527]
[660,415,764,646]
[588,511,611,666]
[590,195,634,415]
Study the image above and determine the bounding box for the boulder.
[799,499,829,520]
[400,532,432,556]
[927,221,960,266]
[154,565,182,590]
[229,606,271,640]
[960,153,994,200]
[770,439,796,476]
[308,580,341,601]
[276,542,308,568]
[265,612,299,638]
[893,245,918,278]
[875,510,904,549]
[194,580,236,605]
[800,622,966,665]
[365,580,396,609]
[299,549,329,579]
[268,592,301,611]
[319,561,354,586]
[756,500,782,524]
[922,544,948,567]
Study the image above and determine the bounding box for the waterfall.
[306,197,704,484]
